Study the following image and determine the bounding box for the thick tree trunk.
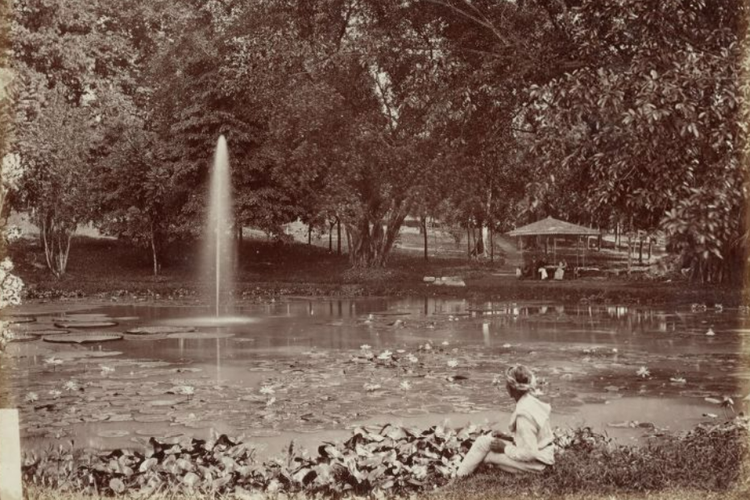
[40,214,74,278]
[347,206,409,268]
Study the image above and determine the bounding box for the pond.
[2,297,748,458]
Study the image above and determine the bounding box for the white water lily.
[177,385,195,397]
[706,328,715,336]
[636,366,650,378]
[48,390,62,399]
[502,343,512,349]
[266,397,276,407]
[378,350,393,360]
[400,381,412,391]
[447,359,459,368]
[441,341,450,346]
[25,392,38,403]
[363,383,381,392]
[423,343,432,351]
[260,385,275,395]
[360,344,371,351]
[43,357,63,367]
[99,365,115,374]
[407,354,418,363]
[64,381,79,392]
[670,376,687,384]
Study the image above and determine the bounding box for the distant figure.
[516,267,523,279]
[456,364,555,477]
[554,262,566,280]
[538,266,548,280]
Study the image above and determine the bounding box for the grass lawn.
[9,232,742,306]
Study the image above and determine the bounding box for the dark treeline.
[1,0,747,281]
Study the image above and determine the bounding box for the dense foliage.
[22,419,748,498]
[5,0,748,274]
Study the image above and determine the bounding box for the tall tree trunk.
[337,218,342,256]
[307,224,312,245]
[466,223,471,259]
[421,215,428,262]
[490,224,494,263]
[328,220,334,251]
[638,237,644,265]
[150,222,159,276]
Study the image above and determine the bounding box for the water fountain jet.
[203,135,234,317]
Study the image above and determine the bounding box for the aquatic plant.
[21,418,748,498]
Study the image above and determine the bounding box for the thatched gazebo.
[507,216,600,268]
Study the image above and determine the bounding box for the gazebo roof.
[507,216,600,237]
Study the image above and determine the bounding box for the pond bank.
[11,237,744,307]
[21,418,750,499]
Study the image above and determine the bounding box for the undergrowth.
[22,419,749,500]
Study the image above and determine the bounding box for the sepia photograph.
[0,1,749,499]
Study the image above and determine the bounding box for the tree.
[16,88,100,277]
[520,0,748,282]
[11,0,140,276]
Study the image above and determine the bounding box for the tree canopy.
[5,0,748,278]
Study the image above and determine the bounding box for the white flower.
[44,357,63,367]
[407,354,418,363]
[48,390,62,399]
[670,377,686,384]
[442,341,450,346]
[400,381,412,391]
[25,392,38,403]
[447,359,459,368]
[706,328,715,336]
[360,344,371,351]
[178,385,195,396]
[636,367,650,378]
[64,381,79,391]
[502,343,512,349]
[363,383,381,392]
[612,348,618,353]
[377,350,393,360]
[266,397,276,407]
[260,385,275,395]
[99,365,115,374]
[424,343,432,351]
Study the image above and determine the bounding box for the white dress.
[457,393,555,476]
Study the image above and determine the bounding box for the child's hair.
[505,364,537,393]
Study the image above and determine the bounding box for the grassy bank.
[21,420,750,500]
[10,236,742,307]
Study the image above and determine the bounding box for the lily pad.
[167,331,235,340]
[5,316,37,324]
[6,332,41,342]
[126,326,197,335]
[148,399,182,407]
[27,329,71,336]
[44,332,123,344]
[97,429,130,438]
[53,320,118,329]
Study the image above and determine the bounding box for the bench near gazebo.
[507,216,601,279]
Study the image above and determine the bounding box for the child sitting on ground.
[456,364,555,477]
